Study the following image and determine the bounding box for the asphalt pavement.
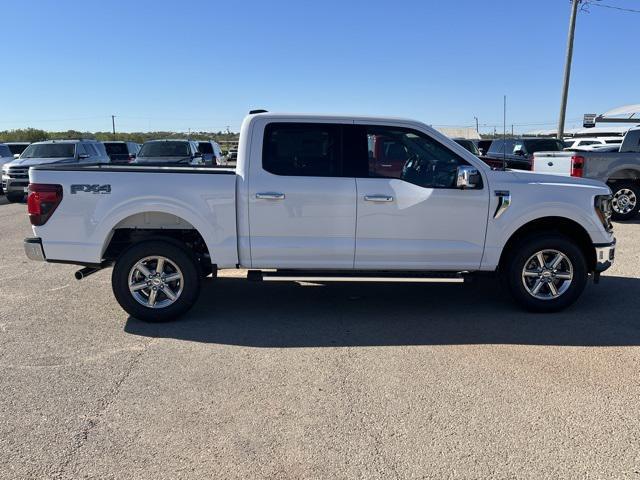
[1,195,639,479]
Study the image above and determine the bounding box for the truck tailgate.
[29,165,239,267]
[532,151,573,176]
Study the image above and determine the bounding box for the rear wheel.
[502,234,588,312]
[610,181,639,221]
[112,240,201,322]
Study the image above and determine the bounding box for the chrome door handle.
[364,195,394,202]
[256,192,285,200]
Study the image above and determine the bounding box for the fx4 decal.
[70,184,111,195]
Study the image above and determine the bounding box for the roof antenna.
[503,95,507,171]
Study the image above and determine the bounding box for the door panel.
[355,178,489,270]
[248,120,357,269]
[249,176,356,268]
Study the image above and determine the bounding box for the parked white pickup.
[24,112,616,321]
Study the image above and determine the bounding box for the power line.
[585,1,640,14]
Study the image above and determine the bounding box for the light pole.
[474,116,479,134]
[557,0,581,139]
[111,115,116,138]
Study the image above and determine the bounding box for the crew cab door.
[247,120,357,269]
[352,123,490,270]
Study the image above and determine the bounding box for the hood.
[9,157,76,167]
[512,170,609,190]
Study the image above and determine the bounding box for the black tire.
[6,192,24,203]
[609,181,640,221]
[502,234,588,313]
[112,240,201,322]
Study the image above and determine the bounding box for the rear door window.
[263,123,341,177]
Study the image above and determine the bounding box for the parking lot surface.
[1,195,639,479]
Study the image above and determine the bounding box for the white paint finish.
[246,115,357,269]
[355,178,490,270]
[479,170,614,270]
[247,175,357,268]
[31,168,239,267]
[28,113,616,277]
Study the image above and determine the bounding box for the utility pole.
[474,116,479,134]
[511,124,514,137]
[557,0,581,139]
[111,115,116,138]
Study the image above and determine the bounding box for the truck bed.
[29,163,239,267]
[533,151,640,181]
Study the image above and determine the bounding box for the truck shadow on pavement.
[124,275,640,347]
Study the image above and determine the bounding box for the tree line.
[0,128,240,148]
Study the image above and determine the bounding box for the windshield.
[454,139,479,155]
[198,142,213,154]
[523,139,564,154]
[21,143,75,158]
[104,142,129,155]
[139,141,190,157]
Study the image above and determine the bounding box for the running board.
[247,270,468,283]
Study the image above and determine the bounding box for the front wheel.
[610,181,639,221]
[502,234,588,313]
[112,240,201,322]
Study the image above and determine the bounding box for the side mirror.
[456,165,481,189]
[78,154,90,160]
[13,154,20,159]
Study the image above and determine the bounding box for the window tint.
[84,144,98,156]
[487,140,504,154]
[263,123,340,177]
[8,144,29,155]
[139,141,190,157]
[364,126,470,188]
[198,142,214,154]
[0,145,11,157]
[523,139,564,154]
[104,142,128,155]
[22,143,75,158]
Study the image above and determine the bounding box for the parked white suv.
[22,112,615,321]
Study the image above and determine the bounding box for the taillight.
[27,183,63,226]
[570,155,584,177]
[531,154,535,171]
[128,154,136,163]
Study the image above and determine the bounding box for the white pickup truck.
[23,112,616,321]
[533,127,640,221]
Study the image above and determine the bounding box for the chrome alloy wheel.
[128,256,184,309]
[521,250,573,301]
[612,188,637,215]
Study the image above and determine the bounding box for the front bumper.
[594,239,615,272]
[2,176,28,194]
[24,237,46,262]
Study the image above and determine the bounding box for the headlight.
[595,194,613,232]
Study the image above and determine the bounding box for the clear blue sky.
[2,0,639,134]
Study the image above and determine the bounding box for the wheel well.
[608,170,640,183]
[103,228,212,272]
[499,217,596,272]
